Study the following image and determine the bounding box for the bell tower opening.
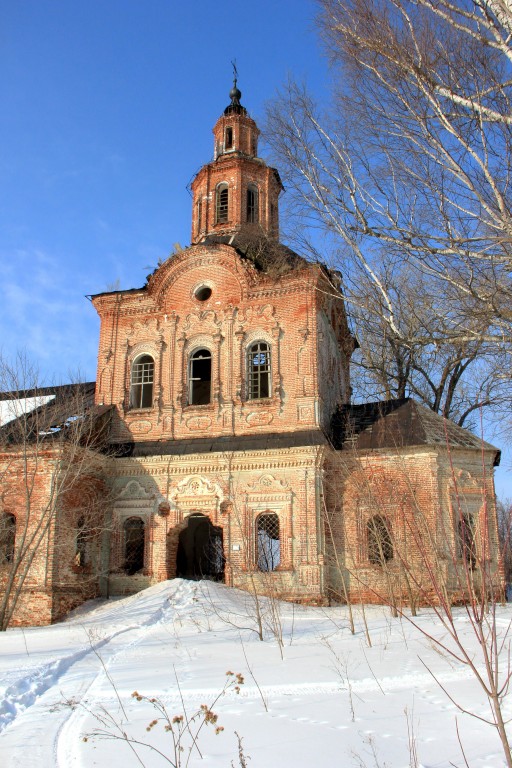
[176,513,225,581]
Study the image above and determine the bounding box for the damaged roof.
[0,382,112,447]
[330,398,500,465]
[195,233,309,276]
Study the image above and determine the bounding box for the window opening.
[247,341,270,399]
[256,513,280,571]
[75,516,88,567]
[225,126,233,149]
[247,186,259,223]
[124,517,145,575]
[458,512,477,569]
[0,513,15,564]
[194,285,212,302]
[367,515,393,565]
[130,355,154,409]
[196,199,202,233]
[189,348,212,405]
[216,184,229,223]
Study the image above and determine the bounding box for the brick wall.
[0,447,105,626]
[324,445,502,607]
[92,246,353,444]
[105,444,327,604]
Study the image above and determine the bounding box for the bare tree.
[265,0,512,420]
[323,434,510,765]
[497,498,512,585]
[349,262,510,427]
[0,353,111,630]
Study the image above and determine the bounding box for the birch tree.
[266,0,512,417]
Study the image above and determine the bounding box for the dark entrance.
[176,514,225,581]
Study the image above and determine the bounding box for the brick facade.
[0,84,502,626]
[0,445,106,626]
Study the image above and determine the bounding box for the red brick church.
[0,82,502,625]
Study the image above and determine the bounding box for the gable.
[147,243,250,310]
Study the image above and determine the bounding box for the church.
[0,82,503,626]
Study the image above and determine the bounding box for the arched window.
[367,515,393,565]
[458,512,477,569]
[0,513,15,565]
[225,126,233,150]
[247,341,270,399]
[216,183,229,223]
[75,516,88,567]
[130,354,154,409]
[256,513,280,571]
[189,348,212,405]
[246,185,259,223]
[124,517,145,575]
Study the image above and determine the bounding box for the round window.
[194,285,212,302]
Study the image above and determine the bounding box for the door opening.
[176,513,225,581]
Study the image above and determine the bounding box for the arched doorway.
[176,513,225,581]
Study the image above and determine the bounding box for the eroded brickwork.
[104,445,327,604]
[0,447,106,626]
[92,247,352,444]
[324,446,502,606]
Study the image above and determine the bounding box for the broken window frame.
[75,516,89,567]
[246,185,259,224]
[123,516,145,575]
[188,348,212,406]
[216,183,229,224]
[458,511,478,569]
[256,512,280,572]
[0,513,15,565]
[247,341,271,400]
[367,515,393,566]
[130,354,154,409]
[196,198,202,234]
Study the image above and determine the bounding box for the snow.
[0,580,510,767]
[0,396,55,427]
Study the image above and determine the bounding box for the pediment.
[147,244,253,309]
[116,480,155,500]
[171,475,222,499]
[248,473,290,493]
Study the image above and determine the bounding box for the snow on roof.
[0,395,56,427]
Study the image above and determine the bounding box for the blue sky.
[1,0,327,381]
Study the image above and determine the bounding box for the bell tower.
[190,78,284,244]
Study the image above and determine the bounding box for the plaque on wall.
[129,420,152,434]
[186,415,213,431]
[246,411,273,426]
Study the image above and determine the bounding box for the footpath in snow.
[0,579,510,767]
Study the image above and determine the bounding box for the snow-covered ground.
[0,579,509,767]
